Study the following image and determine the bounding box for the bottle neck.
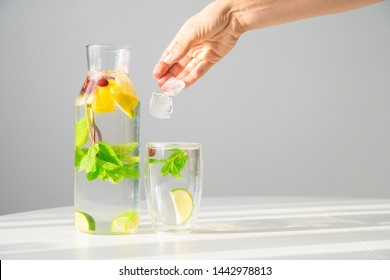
[86,44,130,74]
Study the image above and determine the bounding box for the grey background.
[0,0,389,215]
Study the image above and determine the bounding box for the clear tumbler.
[145,143,203,234]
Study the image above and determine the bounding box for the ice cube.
[150,92,173,119]
[161,77,185,97]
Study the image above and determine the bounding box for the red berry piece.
[98,78,109,87]
[148,148,156,157]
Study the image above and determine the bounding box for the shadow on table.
[193,202,390,234]
[0,214,73,230]
[193,219,331,234]
[0,221,73,230]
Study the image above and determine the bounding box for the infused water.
[74,45,140,234]
[145,143,203,233]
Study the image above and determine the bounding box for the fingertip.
[153,62,168,79]
[152,65,161,78]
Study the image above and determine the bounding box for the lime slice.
[170,188,193,225]
[74,211,96,232]
[111,210,140,234]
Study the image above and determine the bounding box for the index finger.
[153,60,171,79]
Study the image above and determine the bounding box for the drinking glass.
[145,143,203,233]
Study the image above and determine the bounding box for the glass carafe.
[74,44,140,235]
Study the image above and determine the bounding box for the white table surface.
[1,196,390,260]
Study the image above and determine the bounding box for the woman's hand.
[153,0,244,90]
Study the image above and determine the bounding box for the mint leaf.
[75,117,89,147]
[96,158,122,171]
[111,143,138,159]
[79,144,99,173]
[97,167,124,184]
[86,165,100,181]
[79,142,123,182]
[111,143,139,164]
[94,143,124,184]
[161,163,170,176]
[75,148,88,167]
[160,149,188,178]
[173,152,188,173]
[77,141,140,184]
[96,142,123,166]
[170,162,181,178]
[85,157,124,184]
[123,164,140,180]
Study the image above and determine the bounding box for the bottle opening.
[86,44,131,73]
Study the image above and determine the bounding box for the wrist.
[225,0,267,33]
[201,0,246,37]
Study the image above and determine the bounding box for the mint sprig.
[149,148,188,178]
[75,142,140,184]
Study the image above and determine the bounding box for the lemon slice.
[74,211,96,232]
[111,77,139,119]
[91,86,116,113]
[170,188,193,225]
[111,210,140,234]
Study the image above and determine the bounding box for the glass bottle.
[74,44,140,235]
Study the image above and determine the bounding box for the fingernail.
[162,53,174,64]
